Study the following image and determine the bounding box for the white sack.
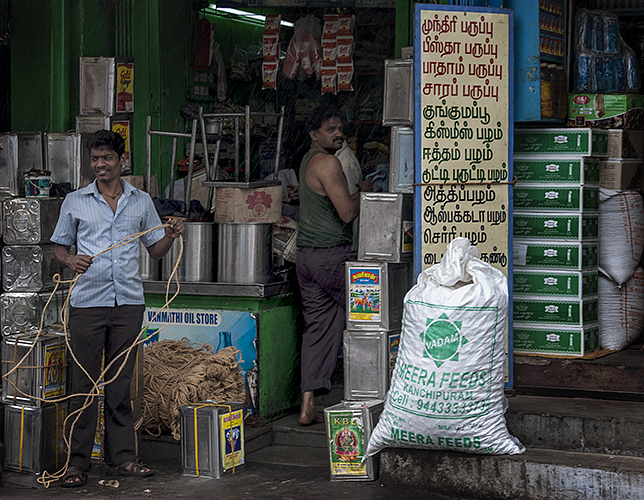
[366,238,524,457]
[599,188,644,285]
[599,267,644,351]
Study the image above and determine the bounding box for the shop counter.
[143,280,301,423]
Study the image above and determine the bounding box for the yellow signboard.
[416,7,512,278]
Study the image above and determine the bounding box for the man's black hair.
[87,130,126,157]
[305,104,342,136]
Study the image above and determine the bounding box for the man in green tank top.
[296,105,370,425]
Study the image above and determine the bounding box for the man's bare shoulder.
[308,151,343,179]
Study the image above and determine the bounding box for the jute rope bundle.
[142,339,245,440]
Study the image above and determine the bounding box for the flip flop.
[106,461,155,477]
[61,465,87,488]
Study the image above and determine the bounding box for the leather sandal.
[61,465,87,488]
[106,460,155,477]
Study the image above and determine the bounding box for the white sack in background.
[598,267,644,351]
[365,238,524,457]
[599,188,644,285]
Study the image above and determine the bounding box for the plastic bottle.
[556,65,568,119]
[540,63,553,119]
[216,331,232,351]
[548,63,558,119]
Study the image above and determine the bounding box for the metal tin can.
[0,291,62,336]
[2,244,69,292]
[45,132,81,187]
[389,127,414,194]
[324,400,383,481]
[2,329,67,406]
[346,261,413,331]
[358,193,413,262]
[2,197,61,245]
[180,401,245,479]
[344,329,398,401]
[3,402,68,474]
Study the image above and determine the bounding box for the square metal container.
[2,245,69,292]
[45,132,81,186]
[324,400,383,481]
[0,133,43,196]
[389,127,414,194]
[0,291,63,336]
[344,329,399,400]
[382,59,413,126]
[2,330,67,406]
[358,192,413,262]
[3,197,61,244]
[346,261,412,331]
[4,402,68,474]
[180,401,245,479]
[75,114,133,187]
[80,57,134,115]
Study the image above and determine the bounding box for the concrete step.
[379,447,644,500]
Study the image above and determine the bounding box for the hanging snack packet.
[322,39,338,67]
[263,34,279,62]
[338,14,355,36]
[264,14,281,34]
[337,63,354,91]
[263,62,278,90]
[321,66,337,94]
[323,14,339,39]
[337,36,354,64]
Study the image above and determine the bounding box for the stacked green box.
[514,130,600,357]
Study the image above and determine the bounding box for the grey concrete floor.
[0,449,473,500]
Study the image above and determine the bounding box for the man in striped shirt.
[52,130,184,487]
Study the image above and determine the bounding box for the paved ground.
[0,453,473,500]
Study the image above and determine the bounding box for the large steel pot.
[217,223,272,284]
[139,240,159,281]
[162,221,214,282]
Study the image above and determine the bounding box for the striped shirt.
[51,179,165,308]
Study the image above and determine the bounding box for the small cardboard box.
[514,128,608,157]
[513,269,598,299]
[513,156,600,185]
[607,129,644,159]
[567,93,644,130]
[513,185,599,212]
[513,323,599,357]
[513,211,599,241]
[122,175,159,198]
[214,185,282,224]
[600,158,643,190]
[513,240,598,270]
[513,296,598,327]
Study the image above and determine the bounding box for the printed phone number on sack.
[417,399,489,415]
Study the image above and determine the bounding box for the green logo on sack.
[420,312,468,367]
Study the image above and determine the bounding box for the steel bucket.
[162,222,214,282]
[217,223,273,284]
[139,240,159,281]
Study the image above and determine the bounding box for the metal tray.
[382,59,414,127]
[2,330,67,406]
[180,401,245,479]
[4,402,68,474]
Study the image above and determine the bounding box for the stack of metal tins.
[0,131,78,475]
[76,56,135,187]
[324,196,414,482]
[512,127,607,357]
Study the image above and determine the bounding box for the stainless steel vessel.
[139,240,159,281]
[0,291,62,336]
[0,132,43,196]
[2,244,68,292]
[358,193,413,262]
[162,222,214,282]
[217,223,272,284]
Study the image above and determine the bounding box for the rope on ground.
[142,338,246,440]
